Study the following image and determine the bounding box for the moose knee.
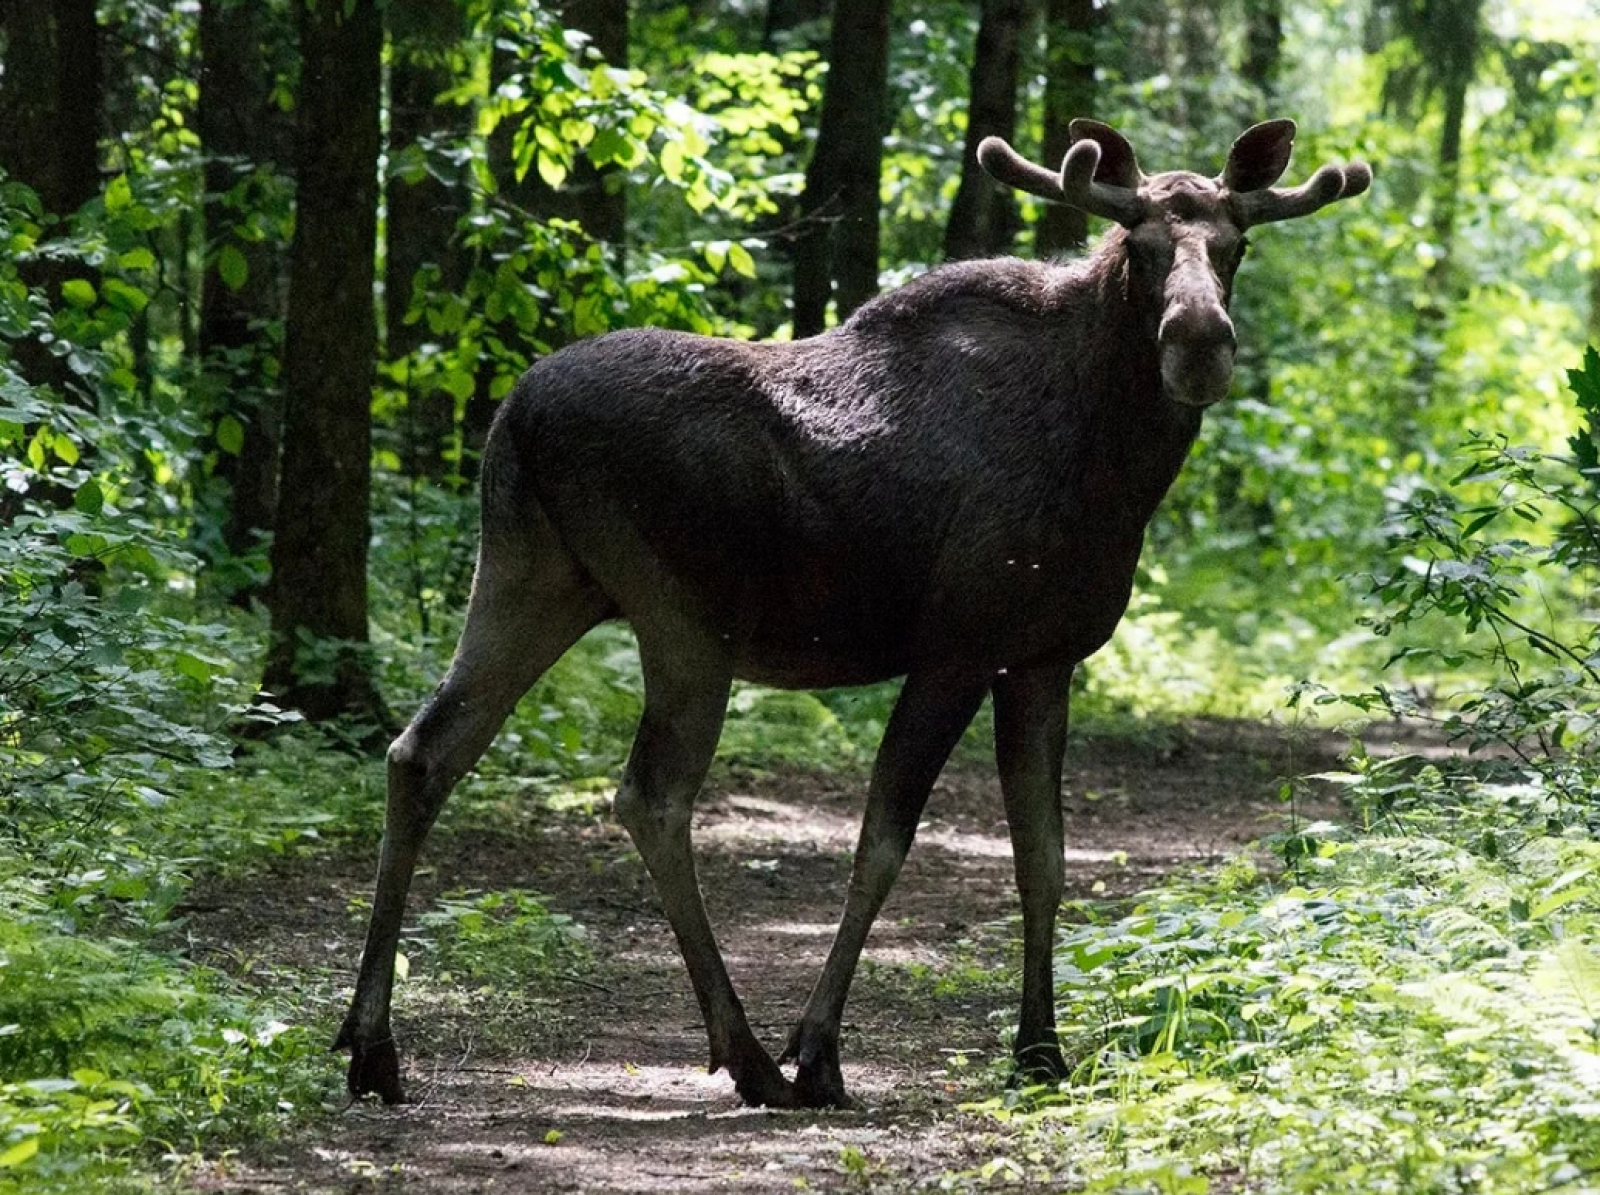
[612,773,694,843]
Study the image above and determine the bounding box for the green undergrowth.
[958,755,1600,1194]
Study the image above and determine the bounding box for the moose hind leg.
[992,664,1074,1083]
[337,521,610,1102]
[613,628,794,1108]
[784,669,990,1109]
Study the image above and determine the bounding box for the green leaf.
[73,478,104,516]
[589,126,631,168]
[659,138,687,182]
[117,246,157,271]
[536,152,568,190]
[52,431,80,465]
[0,1137,39,1169]
[727,243,757,279]
[217,244,249,292]
[104,173,133,213]
[61,278,97,308]
[175,652,218,682]
[216,414,246,456]
[101,277,149,314]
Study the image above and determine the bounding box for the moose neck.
[1074,230,1212,529]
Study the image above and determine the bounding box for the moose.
[336,118,1371,1110]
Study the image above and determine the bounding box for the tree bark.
[261,0,388,730]
[1036,0,1095,257]
[197,0,291,602]
[791,0,893,337]
[387,0,472,480]
[489,0,628,245]
[943,0,1029,262]
[0,0,103,406]
[1240,0,1284,108]
[764,0,829,48]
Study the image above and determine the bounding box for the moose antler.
[977,134,1146,228]
[1228,160,1373,226]
[979,117,1373,232]
[1218,118,1373,226]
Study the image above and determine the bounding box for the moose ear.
[1067,119,1141,190]
[1223,119,1296,192]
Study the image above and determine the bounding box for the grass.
[953,753,1600,1194]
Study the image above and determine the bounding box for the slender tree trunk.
[387,0,472,481]
[561,0,629,249]
[1036,0,1095,257]
[943,0,1029,262]
[197,0,290,603]
[1408,6,1480,425]
[0,0,102,407]
[261,0,388,731]
[791,0,893,337]
[474,2,629,469]
[1175,0,1222,137]
[1241,0,1284,109]
[1589,257,1600,351]
[490,0,627,244]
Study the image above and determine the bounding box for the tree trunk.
[1589,258,1600,352]
[387,0,472,481]
[1406,0,1483,424]
[791,0,893,337]
[0,0,103,407]
[1240,0,1284,109]
[1036,0,1095,257]
[764,0,829,48]
[489,1,627,244]
[943,0,1029,262]
[261,0,388,731]
[561,0,629,248]
[197,0,291,603]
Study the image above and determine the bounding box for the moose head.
[980,118,1372,407]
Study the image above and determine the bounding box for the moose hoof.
[722,1043,797,1109]
[784,1031,858,1110]
[793,1061,861,1111]
[339,1033,405,1105]
[733,1065,797,1109]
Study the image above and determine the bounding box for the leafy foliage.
[965,789,1600,1193]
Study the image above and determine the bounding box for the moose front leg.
[992,663,1074,1083]
[783,670,990,1109]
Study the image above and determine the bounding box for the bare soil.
[181,718,1356,1193]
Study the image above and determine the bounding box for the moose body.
[336,119,1370,1110]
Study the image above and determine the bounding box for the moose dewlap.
[336,118,1371,1110]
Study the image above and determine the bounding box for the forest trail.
[186,719,1349,1193]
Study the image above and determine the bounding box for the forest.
[3,0,1600,1190]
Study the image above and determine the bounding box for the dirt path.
[187,718,1348,1193]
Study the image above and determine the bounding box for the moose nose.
[1158,304,1237,407]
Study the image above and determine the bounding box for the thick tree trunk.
[261,0,388,731]
[764,0,829,48]
[791,0,893,337]
[197,0,290,602]
[387,0,472,481]
[1036,0,1095,257]
[943,0,1029,262]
